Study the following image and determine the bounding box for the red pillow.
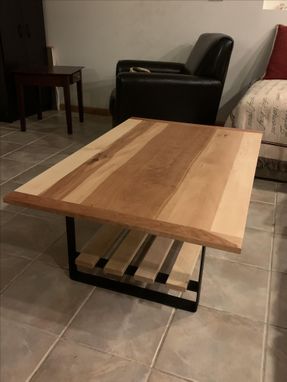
[264,25,287,79]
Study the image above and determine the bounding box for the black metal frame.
[66,216,206,312]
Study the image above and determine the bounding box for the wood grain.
[4,118,262,253]
[166,243,202,291]
[134,236,174,283]
[104,230,147,276]
[75,224,124,269]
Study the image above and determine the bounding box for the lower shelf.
[66,217,206,312]
[75,224,202,292]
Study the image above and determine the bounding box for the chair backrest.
[185,33,234,83]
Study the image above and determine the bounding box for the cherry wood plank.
[134,236,174,283]
[166,243,202,291]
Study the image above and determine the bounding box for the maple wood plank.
[104,230,147,276]
[4,118,262,253]
[134,236,174,283]
[75,224,124,269]
[166,243,202,291]
[15,118,143,196]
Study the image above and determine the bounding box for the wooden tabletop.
[4,118,262,253]
[13,66,84,75]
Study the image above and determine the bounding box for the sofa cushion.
[264,24,287,79]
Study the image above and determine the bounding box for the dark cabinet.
[0,0,51,122]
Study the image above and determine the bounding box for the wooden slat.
[104,230,147,276]
[75,224,123,269]
[166,243,202,291]
[134,236,174,283]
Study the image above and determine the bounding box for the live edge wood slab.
[4,118,262,253]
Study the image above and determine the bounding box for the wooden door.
[0,0,28,120]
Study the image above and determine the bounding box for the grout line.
[150,306,176,368]
[1,133,50,159]
[206,253,271,272]
[25,286,96,382]
[0,142,75,186]
[0,232,67,295]
[250,198,275,206]
[0,259,35,295]
[197,304,267,326]
[145,369,153,382]
[151,368,199,382]
[260,186,278,382]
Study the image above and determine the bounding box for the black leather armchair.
[109,33,234,126]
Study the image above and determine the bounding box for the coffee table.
[14,66,84,134]
[4,118,262,312]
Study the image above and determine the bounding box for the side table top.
[13,66,84,76]
[4,118,262,253]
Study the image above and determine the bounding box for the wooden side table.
[14,66,84,134]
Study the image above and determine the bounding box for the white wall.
[43,0,286,121]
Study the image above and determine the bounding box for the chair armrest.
[116,60,186,74]
[115,72,222,125]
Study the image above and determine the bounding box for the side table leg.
[77,72,84,123]
[16,82,26,132]
[37,86,42,120]
[63,81,73,134]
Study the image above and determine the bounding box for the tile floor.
[0,111,286,382]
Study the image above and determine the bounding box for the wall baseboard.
[60,104,111,116]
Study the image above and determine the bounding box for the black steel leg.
[196,246,206,307]
[66,216,77,277]
[65,216,206,312]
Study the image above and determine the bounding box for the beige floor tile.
[30,134,74,149]
[0,125,17,137]
[268,272,287,329]
[207,227,272,269]
[0,317,56,382]
[0,158,33,182]
[12,163,51,184]
[155,307,264,382]
[277,183,287,205]
[64,288,172,365]
[0,209,17,225]
[4,145,62,164]
[246,201,275,232]
[185,256,269,321]
[0,141,23,156]
[38,219,101,269]
[39,151,70,166]
[149,370,187,382]
[272,234,287,273]
[31,339,149,382]
[0,180,27,213]
[0,254,31,291]
[251,179,276,204]
[38,235,69,269]
[1,213,65,259]
[2,130,46,144]
[275,203,287,235]
[264,325,287,382]
[1,261,92,334]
